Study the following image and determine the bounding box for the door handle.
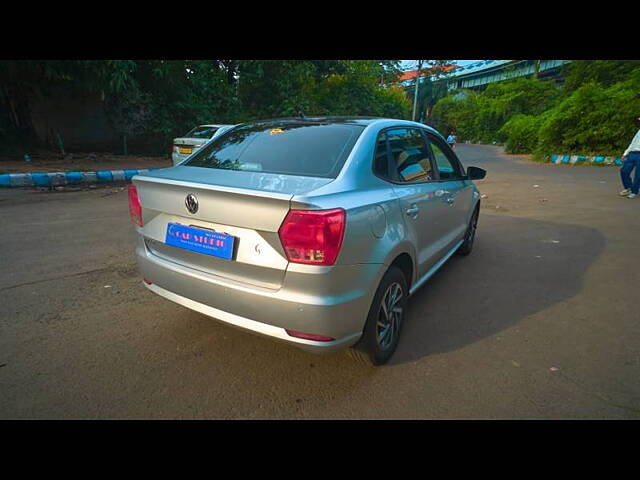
[406,205,419,217]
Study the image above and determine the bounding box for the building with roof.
[445,60,571,90]
[398,64,458,85]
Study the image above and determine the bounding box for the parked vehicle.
[130,117,486,365]
[171,124,233,165]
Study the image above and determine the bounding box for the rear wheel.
[458,206,479,256]
[349,266,408,366]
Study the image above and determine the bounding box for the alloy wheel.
[375,282,404,350]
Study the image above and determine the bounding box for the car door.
[425,133,474,249]
[376,127,454,279]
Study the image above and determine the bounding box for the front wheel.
[349,266,408,366]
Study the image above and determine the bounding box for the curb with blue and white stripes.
[547,154,623,166]
[0,168,161,188]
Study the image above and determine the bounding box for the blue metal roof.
[448,60,513,78]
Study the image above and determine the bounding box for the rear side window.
[185,122,364,178]
[373,134,389,178]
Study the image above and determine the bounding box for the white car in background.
[172,124,234,165]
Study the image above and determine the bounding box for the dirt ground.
[0,152,172,174]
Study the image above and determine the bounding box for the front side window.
[185,122,364,178]
[386,128,434,183]
[428,137,464,180]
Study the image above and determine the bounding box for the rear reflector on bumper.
[285,329,335,342]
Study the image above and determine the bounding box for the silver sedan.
[131,117,485,365]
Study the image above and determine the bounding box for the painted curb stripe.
[548,154,623,166]
[32,173,51,187]
[49,172,67,186]
[9,174,34,187]
[0,168,162,188]
[123,169,139,180]
[81,172,98,184]
[66,172,83,184]
[96,171,113,183]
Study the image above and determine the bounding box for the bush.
[431,92,480,140]
[432,62,640,156]
[432,77,560,143]
[499,114,547,153]
[536,69,640,156]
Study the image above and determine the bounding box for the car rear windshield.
[185,126,219,139]
[184,122,365,178]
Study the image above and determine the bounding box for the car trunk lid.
[133,167,334,290]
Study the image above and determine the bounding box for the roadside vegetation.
[0,60,410,156]
[431,61,640,157]
[2,60,639,160]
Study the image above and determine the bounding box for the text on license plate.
[165,223,235,260]
[179,147,192,154]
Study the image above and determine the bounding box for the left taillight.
[128,184,143,226]
[278,208,346,266]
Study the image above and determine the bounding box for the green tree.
[562,60,640,93]
[536,70,640,156]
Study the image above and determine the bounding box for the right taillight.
[128,185,143,226]
[278,208,346,266]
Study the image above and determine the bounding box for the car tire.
[349,266,408,366]
[458,205,479,257]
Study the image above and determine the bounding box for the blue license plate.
[165,223,235,260]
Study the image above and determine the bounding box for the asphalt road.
[1,144,639,419]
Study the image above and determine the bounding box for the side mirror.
[467,166,486,180]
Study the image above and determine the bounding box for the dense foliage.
[0,60,409,155]
[431,61,640,156]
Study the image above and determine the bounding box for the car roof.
[247,116,392,126]
[245,116,443,130]
[216,117,445,140]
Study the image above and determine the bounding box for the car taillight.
[128,185,143,226]
[172,145,179,153]
[278,208,346,266]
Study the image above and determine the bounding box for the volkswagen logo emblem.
[185,194,199,214]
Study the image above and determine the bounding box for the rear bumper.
[135,236,383,352]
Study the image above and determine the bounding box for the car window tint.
[386,128,433,183]
[185,122,364,178]
[429,139,463,180]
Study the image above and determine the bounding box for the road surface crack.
[0,266,119,293]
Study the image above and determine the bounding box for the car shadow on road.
[390,212,607,366]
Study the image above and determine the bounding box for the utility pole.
[412,60,423,121]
